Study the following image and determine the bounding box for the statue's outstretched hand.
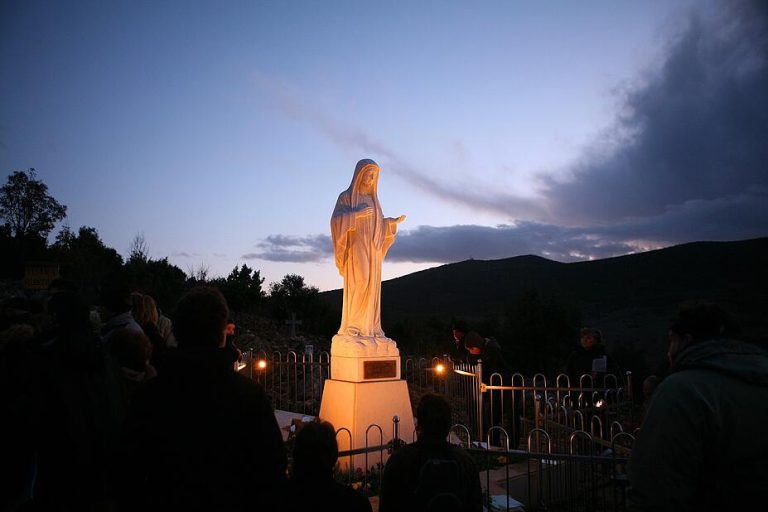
[395,214,406,224]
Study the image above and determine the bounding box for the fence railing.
[326,415,634,512]
[241,350,636,451]
[244,351,637,510]
[242,349,330,416]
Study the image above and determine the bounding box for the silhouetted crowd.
[0,281,323,511]
[0,278,485,512]
[3,277,766,512]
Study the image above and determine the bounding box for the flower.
[351,482,363,490]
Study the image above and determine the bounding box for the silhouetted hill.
[321,237,767,371]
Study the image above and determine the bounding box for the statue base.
[330,332,399,358]
[319,376,415,470]
[331,333,400,382]
[322,335,413,468]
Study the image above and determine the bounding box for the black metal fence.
[330,416,634,512]
[241,350,636,448]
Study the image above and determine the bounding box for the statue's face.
[359,167,377,193]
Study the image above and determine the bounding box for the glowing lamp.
[257,359,267,370]
[435,363,446,375]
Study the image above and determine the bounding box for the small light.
[596,399,605,409]
[435,363,445,375]
[257,359,267,370]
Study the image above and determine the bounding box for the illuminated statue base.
[330,333,399,358]
[320,353,415,470]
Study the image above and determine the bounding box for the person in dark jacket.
[628,303,768,512]
[452,320,514,446]
[285,421,372,512]
[28,290,125,510]
[120,287,286,511]
[563,327,621,387]
[379,394,482,512]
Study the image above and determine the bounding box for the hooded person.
[330,159,405,356]
[627,303,768,512]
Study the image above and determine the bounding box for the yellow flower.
[351,482,363,490]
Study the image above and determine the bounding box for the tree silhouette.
[128,232,149,264]
[267,274,330,333]
[0,169,67,276]
[50,225,123,302]
[0,169,66,240]
[218,264,265,313]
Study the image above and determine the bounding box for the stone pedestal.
[319,353,415,470]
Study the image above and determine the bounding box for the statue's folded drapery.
[331,159,402,341]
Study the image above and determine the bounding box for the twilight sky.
[1,0,766,291]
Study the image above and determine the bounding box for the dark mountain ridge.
[321,237,767,371]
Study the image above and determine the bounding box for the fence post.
[392,415,401,452]
[535,393,543,430]
[477,359,484,442]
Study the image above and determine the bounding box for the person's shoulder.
[390,442,420,457]
[651,368,719,404]
[384,443,421,468]
[446,443,479,466]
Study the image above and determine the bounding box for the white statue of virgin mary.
[330,159,405,356]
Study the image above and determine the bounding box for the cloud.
[255,0,767,266]
[242,234,331,262]
[247,223,643,265]
[386,223,640,263]
[249,185,766,265]
[256,74,546,221]
[543,0,768,228]
[171,251,199,258]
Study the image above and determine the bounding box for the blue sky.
[2,0,766,291]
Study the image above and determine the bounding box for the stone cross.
[285,312,302,339]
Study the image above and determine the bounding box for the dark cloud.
[543,0,768,230]
[594,189,768,244]
[171,251,199,258]
[248,223,642,265]
[242,234,331,262]
[249,189,766,264]
[387,224,639,263]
